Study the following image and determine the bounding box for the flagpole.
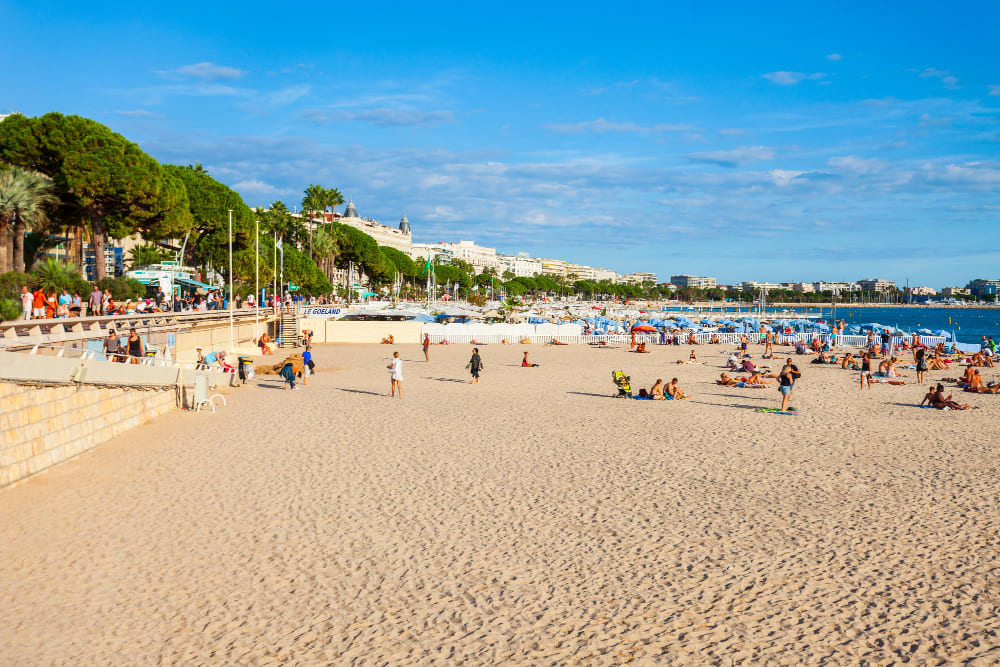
[228,209,234,355]
[273,233,277,314]
[254,219,259,340]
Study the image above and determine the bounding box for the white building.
[858,278,897,292]
[436,240,498,271]
[409,242,453,264]
[498,253,543,278]
[907,286,937,296]
[566,264,599,281]
[941,286,970,296]
[788,282,815,293]
[671,274,717,289]
[741,281,782,291]
[318,199,413,254]
[812,281,857,295]
[593,268,621,283]
[623,272,657,285]
[538,258,568,278]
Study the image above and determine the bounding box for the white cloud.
[268,85,310,107]
[769,169,804,186]
[231,179,289,197]
[159,62,247,80]
[828,155,889,175]
[545,118,692,134]
[685,146,776,167]
[113,109,160,118]
[762,71,826,85]
[826,53,842,61]
[918,67,960,89]
[305,108,454,127]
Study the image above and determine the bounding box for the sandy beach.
[2,341,999,663]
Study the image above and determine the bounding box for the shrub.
[0,271,34,301]
[0,298,22,322]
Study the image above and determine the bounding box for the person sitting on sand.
[961,364,976,385]
[812,350,830,364]
[964,370,994,393]
[747,370,769,386]
[886,357,904,378]
[688,333,698,345]
[258,333,273,356]
[634,342,649,353]
[522,351,539,367]
[666,378,686,400]
[727,353,739,369]
[810,338,822,353]
[689,349,698,362]
[717,373,738,386]
[381,334,395,344]
[711,333,720,344]
[650,378,666,400]
[741,358,756,374]
[921,384,970,410]
[841,352,857,370]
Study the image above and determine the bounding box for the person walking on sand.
[387,350,403,397]
[915,347,928,385]
[469,348,484,384]
[423,333,430,362]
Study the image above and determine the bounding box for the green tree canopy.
[0,113,193,279]
[162,164,253,270]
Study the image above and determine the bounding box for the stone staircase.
[279,311,299,347]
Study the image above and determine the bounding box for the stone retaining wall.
[0,382,177,487]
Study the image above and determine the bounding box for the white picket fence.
[422,324,946,349]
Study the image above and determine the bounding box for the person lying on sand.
[929,355,949,370]
[747,371,769,386]
[471,339,489,345]
[921,384,971,409]
[717,373,738,386]
[550,339,567,346]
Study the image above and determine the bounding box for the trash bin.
[237,356,255,384]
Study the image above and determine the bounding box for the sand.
[2,342,999,664]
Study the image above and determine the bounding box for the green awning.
[175,276,215,290]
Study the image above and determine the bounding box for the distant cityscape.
[313,201,999,300]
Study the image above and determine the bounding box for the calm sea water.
[759,306,999,343]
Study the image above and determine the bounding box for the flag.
[420,255,432,276]
[276,237,284,259]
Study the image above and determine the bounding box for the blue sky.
[2,1,998,286]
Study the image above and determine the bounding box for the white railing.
[424,330,947,348]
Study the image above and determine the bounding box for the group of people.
[20,286,83,320]
[101,328,146,363]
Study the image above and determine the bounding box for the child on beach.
[387,351,403,397]
[469,348,484,384]
[522,351,539,367]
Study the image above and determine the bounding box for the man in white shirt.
[20,285,32,320]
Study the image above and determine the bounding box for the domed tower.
[399,213,410,235]
[343,197,359,219]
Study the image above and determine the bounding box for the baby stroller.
[612,370,632,398]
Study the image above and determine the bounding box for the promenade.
[2,343,998,663]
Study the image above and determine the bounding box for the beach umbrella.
[632,324,657,333]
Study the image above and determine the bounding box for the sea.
[751,306,1000,344]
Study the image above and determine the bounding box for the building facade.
[811,281,857,295]
[670,274,717,289]
[623,272,657,285]
[858,278,896,292]
[435,240,498,271]
[966,279,1000,298]
[941,286,970,296]
[538,258,568,278]
[498,253,543,278]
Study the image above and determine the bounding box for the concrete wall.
[301,319,423,344]
[0,382,177,487]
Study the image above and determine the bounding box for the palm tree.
[0,165,57,273]
[312,227,339,281]
[33,257,79,292]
